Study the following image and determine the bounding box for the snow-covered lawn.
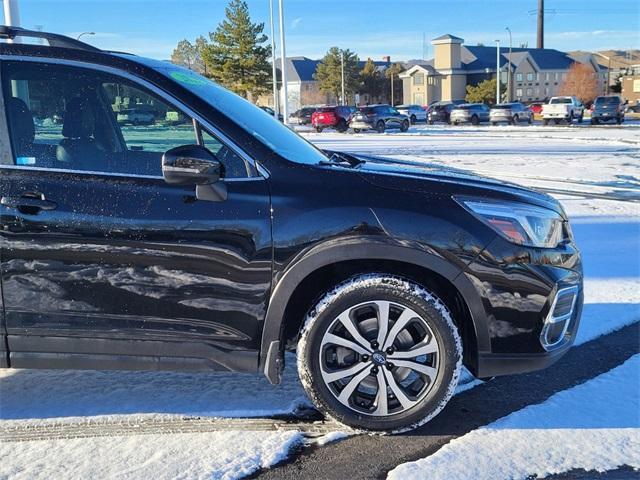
[1,123,638,479]
[387,354,640,480]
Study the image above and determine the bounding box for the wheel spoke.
[322,362,369,384]
[374,369,389,415]
[389,338,437,359]
[337,366,372,404]
[336,311,371,351]
[392,359,437,380]
[382,308,417,350]
[383,367,415,410]
[375,301,390,347]
[322,332,371,355]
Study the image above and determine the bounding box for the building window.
[544,87,550,95]
[414,74,424,85]
[413,93,424,105]
[535,88,539,95]
[526,88,533,96]
[516,88,523,97]
[545,73,550,81]
[516,73,523,81]
[526,73,534,81]
[555,72,560,80]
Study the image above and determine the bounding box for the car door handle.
[1,193,57,214]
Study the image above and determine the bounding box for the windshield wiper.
[320,150,366,168]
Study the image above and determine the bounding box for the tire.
[297,274,462,434]
[567,113,573,125]
[554,119,560,125]
[353,128,361,133]
[471,115,479,126]
[578,114,583,124]
[410,115,417,125]
[616,116,622,125]
[512,115,519,125]
[337,120,348,133]
[591,119,599,125]
[528,116,533,125]
[400,120,410,132]
[428,120,434,125]
[315,126,324,133]
[543,119,549,126]
[491,122,497,126]
[376,121,385,133]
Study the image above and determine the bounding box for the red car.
[311,106,355,133]
[528,103,543,115]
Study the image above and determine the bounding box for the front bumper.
[450,115,472,123]
[349,121,374,130]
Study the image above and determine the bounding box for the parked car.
[349,104,410,133]
[450,103,491,125]
[259,106,283,122]
[311,106,355,132]
[289,107,316,126]
[0,26,584,434]
[395,104,427,124]
[427,102,455,124]
[116,107,155,126]
[489,103,533,125]
[590,96,625,125]
[528,103,544,115]
[542,96,584,125]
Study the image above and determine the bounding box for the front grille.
[540,286,579,349]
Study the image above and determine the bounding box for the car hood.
[354,155,564,216]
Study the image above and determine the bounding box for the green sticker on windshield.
[170,71,209,86]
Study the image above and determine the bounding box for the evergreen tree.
[314,47,361,103]
[465,78,505,104]
[360,58,383,101]
[171,40,197,70]
[201,0,271,100]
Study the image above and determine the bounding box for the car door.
[0,59,272,370]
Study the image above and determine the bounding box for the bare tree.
[558,63,599,104]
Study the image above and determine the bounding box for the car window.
[2,61,252,178]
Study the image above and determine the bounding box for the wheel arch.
[260,238,490,383]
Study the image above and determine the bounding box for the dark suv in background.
[311,105,355,132]
[591,96,625,125]
[427,102,455,124]
[0,27,583,434]
[349,104,410,133]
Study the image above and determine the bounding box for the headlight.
[457,198,565,248]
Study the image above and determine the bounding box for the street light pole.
[269,0,279,117]
[77,32,95,41]
[3,0,21,29]
[341,50,345,105]
[495,39,501,104]
[505,27,512,102]
[277,0,289,125]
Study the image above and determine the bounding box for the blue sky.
[6,0,639,60]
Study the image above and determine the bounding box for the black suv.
[591,96,625,125]
[0,28,583,433]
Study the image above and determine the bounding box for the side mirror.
[162,144,221,185]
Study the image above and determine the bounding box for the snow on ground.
[0,430,304,480]
[0,123,638,479]
[387,354,640,480]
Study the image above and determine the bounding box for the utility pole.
[3,0,21,31]
[506,27,512,102]
[277,0,289,125]
[537,0,544,49]
[269,0,279,117]
[495,40,501,104]
[341,50,345,105]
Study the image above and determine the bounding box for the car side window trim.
[0,55,267,180]
[0,62,13,165]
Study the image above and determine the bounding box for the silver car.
[450,103,490,125]
[396,104,427,124]
[490,103,533,125]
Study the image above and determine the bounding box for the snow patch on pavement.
[387,355,640,480]
[0,430,303,480]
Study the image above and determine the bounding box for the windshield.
[550,98,572,104]
[154,66,327,165]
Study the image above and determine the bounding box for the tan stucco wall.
[434,43,461,70]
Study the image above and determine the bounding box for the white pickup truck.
[542,96,585,125]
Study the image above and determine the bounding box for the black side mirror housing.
[162,144,221,185]
[162,144,227,202]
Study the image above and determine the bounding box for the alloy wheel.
[318,300,440,417]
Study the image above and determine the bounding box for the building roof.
[432,34,464,42]
[277,56,391,82]
[462,45,577,72]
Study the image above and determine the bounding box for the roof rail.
[0,25,101,52]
